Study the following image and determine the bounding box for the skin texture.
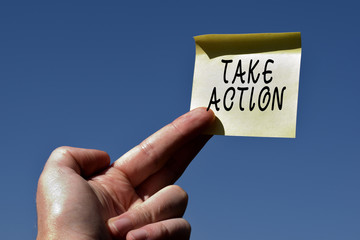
[36,108,215,240]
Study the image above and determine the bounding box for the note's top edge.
[194,32,301,58]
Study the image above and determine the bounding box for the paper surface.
[190,32,301,138]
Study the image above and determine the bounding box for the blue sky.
[1,1,359,239]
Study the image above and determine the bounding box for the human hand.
[36,108,215,240]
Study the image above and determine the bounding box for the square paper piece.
[190,32,302,138]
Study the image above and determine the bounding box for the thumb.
[45,146,110,177]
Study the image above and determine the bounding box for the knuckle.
[169,121,185,138]
[182,218,191,232]
[169,185,189,204]
[133,204,156,224]
[176,219,192,239]
[158,221,171,238]
[138,139,165,172]
[48,146,79,168]
[139,139,159,165]
[50,146,73,161]
[52,146,70,155]
[45,146,80,174]
[159,219,191,239]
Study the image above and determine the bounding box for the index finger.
[113,108,214,187]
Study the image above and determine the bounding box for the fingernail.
[129,229,148,240]
[110,217,133,237]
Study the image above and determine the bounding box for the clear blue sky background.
[1,1,359,239]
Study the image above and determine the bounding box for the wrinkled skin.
[36,108,214,240]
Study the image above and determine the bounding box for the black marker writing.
[207,58,286,112]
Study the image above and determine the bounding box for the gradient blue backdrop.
[1,1,359,239]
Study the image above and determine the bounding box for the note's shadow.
[205,116,225,135]
[195,32,301,59]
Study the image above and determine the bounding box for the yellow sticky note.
[190,32,302,138]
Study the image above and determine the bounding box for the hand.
[36,108,214,240]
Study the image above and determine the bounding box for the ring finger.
[108,185,188,238]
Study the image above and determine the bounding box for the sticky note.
[190,32,301,138]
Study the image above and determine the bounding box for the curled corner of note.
[194,32,301,58]
[190,32,302,138]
